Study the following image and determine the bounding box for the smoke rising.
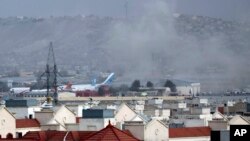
[0,1,250,92]
[104,1,250,91]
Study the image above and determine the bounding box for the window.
[16,132,22,138]
[6,133,13,139]
[29,114,33,119]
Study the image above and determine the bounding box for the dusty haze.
[0,1,250,91]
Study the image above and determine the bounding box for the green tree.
[164,80,177,92]
[146,81,154,88]
[130,80,141,91]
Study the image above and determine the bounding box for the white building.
[5,99,41,119]
[35,105,77,131]
[0,106,16,138]
[66,104,84,117]
[169,79,200,96]
[124,120,169,141]
[115,103,142,123]
[229,115,250,125]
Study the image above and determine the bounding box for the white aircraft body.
[9,87,30,94]
[59,73,115,92]
[30,89,49,93]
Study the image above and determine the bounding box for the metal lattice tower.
[42,42,59,105]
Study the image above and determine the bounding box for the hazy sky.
[0,0,249,21]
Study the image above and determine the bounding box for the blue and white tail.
[101,73,115,85]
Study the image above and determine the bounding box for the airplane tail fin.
[101,73,115,85]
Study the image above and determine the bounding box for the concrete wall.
[0,107,16,138]
[54,106,76,126]
[124,122,145,140]
[7,107,28,119]
[124,120,168,141]
[7,107,41,119]
[148,99,163,105]
[184,119,206,127]
[16,127,41,137]
[35,110,55,125]
[208,120,229,130]
[191,107,210,115]
[163,103,187,109]
[144,109,170,120]
[79,118,115,131]
[144,120,169,141]
[161,109,171,118]
[115,104,137,123]
[40,124,60,130]
[65,124,79,131]
[134,104,144,113]
[66,105,83,117]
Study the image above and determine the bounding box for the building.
[144,105,170,120]
[169,127,211,141]
[208,111,229,131]
[16,119,41,138]
[66,104,84,117]
[0,106,16,138]
[5,99,40,119]
[83,121,139,141]
[229,115,250,125]
[79,109,115,131]
[115,103,144,126]
[1,121,139,141]
[124,119,169,141]
[34,105,77,131]
[169,79,200,96]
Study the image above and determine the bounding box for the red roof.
[16,119,40,128]
[23,131,96,141]
[21,123,139,141]
[0,139,36,141]
[169,127,211,138]
[83,122,140,141]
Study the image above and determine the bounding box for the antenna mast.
[42,42,59,106]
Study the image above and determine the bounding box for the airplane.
[9,87,30,94]
[10,87,51,95]
[58,72,115,92]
